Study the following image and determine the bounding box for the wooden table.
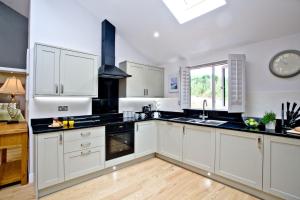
[0,122,28,186]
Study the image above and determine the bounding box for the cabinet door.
[64,147,105,181]
[215,129,263,190]
[126,63,146,97]
[183,125,215,172]
[35,45,60,96]
[157,122,183,161]
[37,132,64,189]
[135,121,157,158]
[263,136,300,200]
[60,50,98,96]
[146,67,164,97]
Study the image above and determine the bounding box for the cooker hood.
[98,20,131,79]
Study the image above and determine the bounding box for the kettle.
[142,105,151,113]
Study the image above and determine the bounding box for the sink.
[170,117,227,126]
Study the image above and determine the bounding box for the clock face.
[269,50,300,78]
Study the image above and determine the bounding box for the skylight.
[162,0,226,24]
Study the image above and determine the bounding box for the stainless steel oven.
[105,122,134,161]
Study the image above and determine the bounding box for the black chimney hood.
[98,20,131,79]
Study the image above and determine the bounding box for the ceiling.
[78,0,300,65]
[0,0,29,17]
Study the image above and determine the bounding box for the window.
[190,63,228,110]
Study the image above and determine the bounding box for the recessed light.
[153,32,160,38]
[162,0,226,24]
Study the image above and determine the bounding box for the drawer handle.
[81,132,91,137]
[119,125,124,128]
[81,150,91,156]
[81,142,91,148]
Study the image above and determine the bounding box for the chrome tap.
[200,99,208,121]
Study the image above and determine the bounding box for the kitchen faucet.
[199,99,208,121]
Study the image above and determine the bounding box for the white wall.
[27,0,153,181]
[162,33,300,117]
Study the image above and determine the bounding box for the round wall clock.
[269,50,300,78]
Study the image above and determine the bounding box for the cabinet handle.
[183,126,185,135]
[61,84,64,94]
[81,150,91,156]
[59,133,63,145]
[136,124,139,132]
[146,89,149,96]
[81,142,91,148]
[81,132,91,137]
[144,89,146,96]
[257,137,262,149]
[55,84,58,94]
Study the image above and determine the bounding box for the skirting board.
[156,153,282,200]
[37,154,155,198]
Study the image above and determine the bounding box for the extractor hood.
[98,20,131,79]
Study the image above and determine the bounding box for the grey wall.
[0,2,28,69]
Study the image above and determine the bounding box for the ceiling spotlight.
[153,32,160,38]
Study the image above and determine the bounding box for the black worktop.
[31,112,300,139]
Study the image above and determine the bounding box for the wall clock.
[269,50,300,78]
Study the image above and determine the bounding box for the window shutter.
[228,54,246,113]
[180,66,191,109]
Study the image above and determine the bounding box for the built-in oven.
[105,122,134,161]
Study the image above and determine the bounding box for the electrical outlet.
[58,106,68,111]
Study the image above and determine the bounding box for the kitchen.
[0,0,300,200]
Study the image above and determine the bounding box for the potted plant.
[261,112,277,130]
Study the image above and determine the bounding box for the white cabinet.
[60,50,98,96]
[182,125,215,172]
[157,122,183,161]
[215,129,263,190]
[63,127,105,180]
[34,44,98,97]
[37,132,64,189]
[135,121,157,158]
[263,136,300,200]
[64,147,105,181]
[119,61,164,97]
[35,45,60,96]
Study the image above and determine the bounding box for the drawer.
[64,127,105,142]
[64,137,105,153]
[64,146,105,180]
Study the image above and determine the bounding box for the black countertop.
[31,114,300,139]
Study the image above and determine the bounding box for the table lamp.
[0,76,25,121]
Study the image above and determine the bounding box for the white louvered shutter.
[228,54,246,113]
[180,66,191,109]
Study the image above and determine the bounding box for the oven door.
[105,131,134,161]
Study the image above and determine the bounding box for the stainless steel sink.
[170,117,227,126]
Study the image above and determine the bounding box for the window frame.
[189,60,228,111]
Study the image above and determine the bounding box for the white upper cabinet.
[34,44,98,97]
[35,45,60,96]
[182,125,216,172]
[119,61,164,98]
[228,54,246,113]
[157,121,183,161]
[135,121,157,158]
[215,129,263,190]
[60,50,98,96]
[263,136,300,200]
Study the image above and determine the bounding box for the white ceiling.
[77,0,300,65]
[0,0,29,17]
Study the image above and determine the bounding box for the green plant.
[261,112,276,125]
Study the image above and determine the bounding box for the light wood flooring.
[0,158,259,200]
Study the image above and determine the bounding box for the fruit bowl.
[242,117,260,128]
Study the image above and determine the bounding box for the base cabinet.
[37,132,64,189]
[135,121,157,158]
[157,122,183,161]
[64,147,105,180]
[215,129,263,190]
[182,125,215,172]
[263,135,300,200]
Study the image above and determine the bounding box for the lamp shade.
[0,76,25,95]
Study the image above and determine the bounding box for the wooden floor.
[0,158,259,200]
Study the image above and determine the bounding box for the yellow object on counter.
[63,120,68,127]
[69,120,74,127]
